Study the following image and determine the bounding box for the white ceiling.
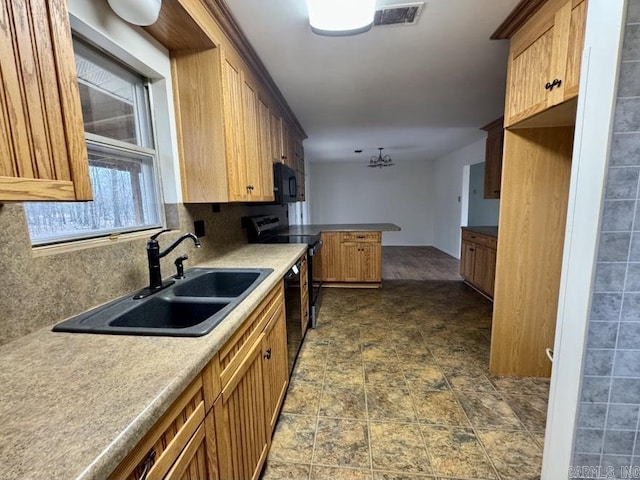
[225,0,519,164]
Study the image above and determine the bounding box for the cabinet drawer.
[109,376,206,480]
[462,230,497,249]
[341,231,381,243]
[218,282,284,387]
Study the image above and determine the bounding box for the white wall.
[468,162,500,225]
[432,138,486,258]
[309,159,435,246]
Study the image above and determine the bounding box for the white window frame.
[25,36,165,246]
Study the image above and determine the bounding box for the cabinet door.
[241,77,262,199]
[360,242,382,283]
[269,110,283,163]
[296,169,305,202]
[321,232,342,282]
[460,240,475,281]
[505,23,555,125]
[280,120,291,166]
[221,55,248,201]
[340,243,360,282]
[483,120,504,200]
[0,0,91,201]
[215,335,269,480]
[262,302,289,434]
[165,413,219,480]
[505,0,587,127]
[257,97,274,201]
[472,245,491,295]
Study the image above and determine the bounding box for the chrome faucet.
[134,229,201,299]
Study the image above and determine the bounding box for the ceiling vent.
[374,2,424,26]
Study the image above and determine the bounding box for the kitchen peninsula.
[286,223,401,287]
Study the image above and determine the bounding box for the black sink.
[109,297,229,329]
[173,271,261,298]
[52,267,273,337]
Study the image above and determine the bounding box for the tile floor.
[261,280,549,480]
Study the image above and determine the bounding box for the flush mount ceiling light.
[306,0,376,36]
[368,148,395,168]
[107,0,162,26]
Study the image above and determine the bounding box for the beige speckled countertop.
[284,223,401,235]
[0,243,306,480]
[463,226,498,237]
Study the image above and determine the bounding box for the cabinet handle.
[545,78,562,91]
[469,248,475,252]
[494,190,500,194]
[139,449,156,480]
[471,235,476,239]
[264,348,272,360]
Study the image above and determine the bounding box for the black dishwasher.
[284,258,307,376]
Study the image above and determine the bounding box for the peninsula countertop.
[0,243,306,480]
[283,223,401,235]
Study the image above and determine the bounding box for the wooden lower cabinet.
[165,414,218,480]
[110,282,289,480]
[108,376,212,480]
[321,231,382,284]
[460,229,497,299]
[215,335,269,480]
[262,302,289,434]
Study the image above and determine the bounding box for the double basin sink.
[53,268,273,337]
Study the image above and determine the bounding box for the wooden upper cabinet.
[480,117,504,199]
[504,0,587,127]
[269,110,283,164]
[221,53,249,201]
[0,0,91,202]
[257,97,275,201]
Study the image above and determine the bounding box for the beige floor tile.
[445,373,496,393]
[261,461,311,480]
[270,414,317,464]
[312,418,371,469]
[282,381,323,416]
[457,393,524,430]
[403,364,449,392]
[319,384,367,419]
[369,421,433,474]
[420,425,497,479]
[362,342,399,363]
[366,385,417,422]
[487,376,545,396]
[372,472,438,480]
[412,390,470,426]
[477,429,543,480]
[292,358,326,384]
[361,326,395,344]
[310,466,372,480]
[364,360,407,387]
[502,394,549,432]
[325,360,364,387]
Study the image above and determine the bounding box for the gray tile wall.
[572,1,640,477]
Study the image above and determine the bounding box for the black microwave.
[273,163,297,204]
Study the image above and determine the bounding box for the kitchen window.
[24,38,162,245]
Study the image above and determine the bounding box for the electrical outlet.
[194,220,205,237]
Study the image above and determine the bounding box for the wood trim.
[491,0,549,40]
[0,176,75,201]
[164,422,206,480]
[200,0,307,139]
[144,0,215,50]
[202,353,221,413]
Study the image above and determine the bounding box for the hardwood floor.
[382,246,462,281]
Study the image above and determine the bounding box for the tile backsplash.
[0,202,249,346]
[572,0,640,475]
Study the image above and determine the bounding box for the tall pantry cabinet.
[489,0,587,377]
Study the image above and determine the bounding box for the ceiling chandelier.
[368,148,395,168]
